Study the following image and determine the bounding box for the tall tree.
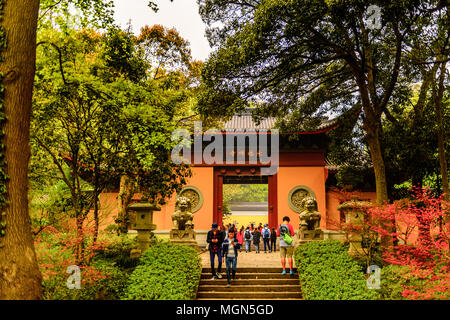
[382,1,449,199]
[197,0,434,204]
[0,0,43,300]
[32,27,192,252]
[0,0,174,299]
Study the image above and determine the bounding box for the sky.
[112,0,212,61]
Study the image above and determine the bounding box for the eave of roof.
[221,106,362,135]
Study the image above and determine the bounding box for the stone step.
[200,279,299,286]
[196,291,302,299]
[198,285,302,292]
[201,273,298,279]
[202,267,297,273]
[196,298,302,300]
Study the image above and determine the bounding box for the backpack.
[279,225,293,245]
[263,228,270,238]
[245,230,251,240]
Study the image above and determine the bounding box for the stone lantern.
[337,196,372,257]
[128,202,160,253]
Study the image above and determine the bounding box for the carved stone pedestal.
[170,228,199,249]
[295,229,324,247]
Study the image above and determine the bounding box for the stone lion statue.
[171,196,194,230]
[299,196,321,231]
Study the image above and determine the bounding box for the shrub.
[367,187,450,299]
[295,240,380,300]
[42,260,128,300]
[93,234,139,270]
[380,264,450,300]
[379,265,414,300]
[122,242,202,300]
[37,231,133,300]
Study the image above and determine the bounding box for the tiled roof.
[223,113,277,130]
[223,110,353,132]
[325,158,341,171]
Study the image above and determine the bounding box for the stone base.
[298,229,324,241]
[348,240,363,257]
[170,228,199,249]
[295,229,324,247]
[170,239,200,250]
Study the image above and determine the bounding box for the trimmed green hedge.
[295,240,380,300]
[122,242,202,300]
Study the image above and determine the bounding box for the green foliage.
[29,179,73,235]
[294,240,380,300]
[198,0,425,119]
[93,235,139,270]
[378,265,412,300]
[382,86,450,197]
[32,27,192,210]
[223,184,268,215]
[42,260,128,300]
[102,27,148,82]
[39,0,115,30]
[197,0,449,203]
[38,232,138,300]
[335,165,376,191]
[122,242,202,300]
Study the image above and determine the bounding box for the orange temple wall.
[97,166,377,233]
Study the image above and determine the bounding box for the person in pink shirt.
[236,226,244,252]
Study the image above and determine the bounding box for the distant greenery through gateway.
[223,184,268,227]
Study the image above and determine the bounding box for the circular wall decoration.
[288,185,316,213]
[178,186,203,213]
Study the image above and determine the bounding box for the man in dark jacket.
[206,223,225,279]
[270,227,277,252]
[221,230,241,285]
[252,228,261,253]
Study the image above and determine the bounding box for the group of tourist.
[218,222,278,254]
[206,217,296,285]
[241,223,277,254]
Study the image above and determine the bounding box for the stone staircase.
[196,267,302,300]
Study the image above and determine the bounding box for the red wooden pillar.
[213,169,224,226]
[268,173,278,228]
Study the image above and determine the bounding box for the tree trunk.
[364,121,389,204]
[0,0,42,300]
[75,212,85,265]
[116,174,135,234]
[92,192,99,246]
[364,116,391,247]
[434,61,449,202]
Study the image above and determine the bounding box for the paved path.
[200,249,295,268]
